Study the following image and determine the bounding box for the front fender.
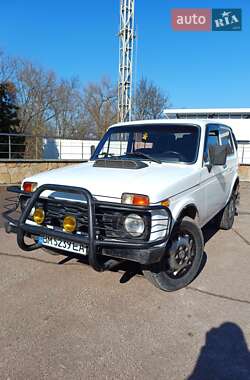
[169,197,199,225]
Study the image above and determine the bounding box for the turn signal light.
[161,199,170,207]
[63,216,77,233]
[33,208,45,224]
[23,182,37,193]
[121,193,150,206]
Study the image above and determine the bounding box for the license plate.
[37,235,87,255]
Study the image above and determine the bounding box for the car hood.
[23,161,200,203]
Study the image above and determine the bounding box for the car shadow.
[62,221,220,285]
[112,221,220,285]
[187,322,250,380]
[0,220,220,286]
[75,254,143,284]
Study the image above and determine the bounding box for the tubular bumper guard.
[3,184,172,270]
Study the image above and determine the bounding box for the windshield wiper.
[126,152,162,164]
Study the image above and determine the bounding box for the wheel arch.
[233,176,240,192]
[173,203,200,226]
[227,175,240,204]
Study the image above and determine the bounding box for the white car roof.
[110,119,220,130]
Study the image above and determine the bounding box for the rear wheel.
[143,217,204,292]
[216,195,236,230]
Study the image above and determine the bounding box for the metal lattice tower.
[118,0,135,122]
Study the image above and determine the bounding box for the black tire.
[143,217,204,292]
[216,195,236,230]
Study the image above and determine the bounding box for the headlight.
[124,214,145,237]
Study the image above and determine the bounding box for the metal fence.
[0,133,99,161]
[0,133,250,164]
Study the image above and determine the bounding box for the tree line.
[0,49,170,143]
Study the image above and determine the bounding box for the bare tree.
[14,61,57,136]
[1,50,172,147]
[0,50,17,84]
[51,78,87,138]
[0,51,88,139]
[133,77,170,120]
[83,78,118,138]
[0,52,120,142]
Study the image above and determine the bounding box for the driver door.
[200,124,227,223]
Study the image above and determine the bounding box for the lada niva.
[4,120,239,291]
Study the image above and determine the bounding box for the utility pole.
[118,0,135,122]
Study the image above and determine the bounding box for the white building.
[164,108,250,164]
[164,108,250,142]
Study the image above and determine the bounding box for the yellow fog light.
[63,216,77,233]
[33,208,45,224]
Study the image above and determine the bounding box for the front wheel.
[143,217,204,292]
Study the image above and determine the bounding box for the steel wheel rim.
[165,229,197,279]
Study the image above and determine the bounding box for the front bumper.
[3,184,172,269]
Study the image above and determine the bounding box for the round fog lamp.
[33,208,45,225]
[124,214,145,237]
[63,216,77,233]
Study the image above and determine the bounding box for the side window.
[220,128,234,155]
[204,128,220,162]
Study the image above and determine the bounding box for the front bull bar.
[4,184,172,269]
[16,184,103,272]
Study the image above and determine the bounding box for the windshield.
[92,124,200,164]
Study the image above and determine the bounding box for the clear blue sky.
[1,0,249,108]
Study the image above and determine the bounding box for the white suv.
[4,120,239,291]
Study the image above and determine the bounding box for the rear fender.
[227,175,240,204]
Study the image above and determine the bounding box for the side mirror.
[209,145,227,166]
[90,145,96,157]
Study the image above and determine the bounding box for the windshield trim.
[91,123,201,165]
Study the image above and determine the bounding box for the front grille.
[45,200,89,231]
[34,198,150,241]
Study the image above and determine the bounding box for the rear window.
[220,128,234,155]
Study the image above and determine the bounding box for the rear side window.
[220,128,234,155]
[204,129,220,162]
[232,132,238,150]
